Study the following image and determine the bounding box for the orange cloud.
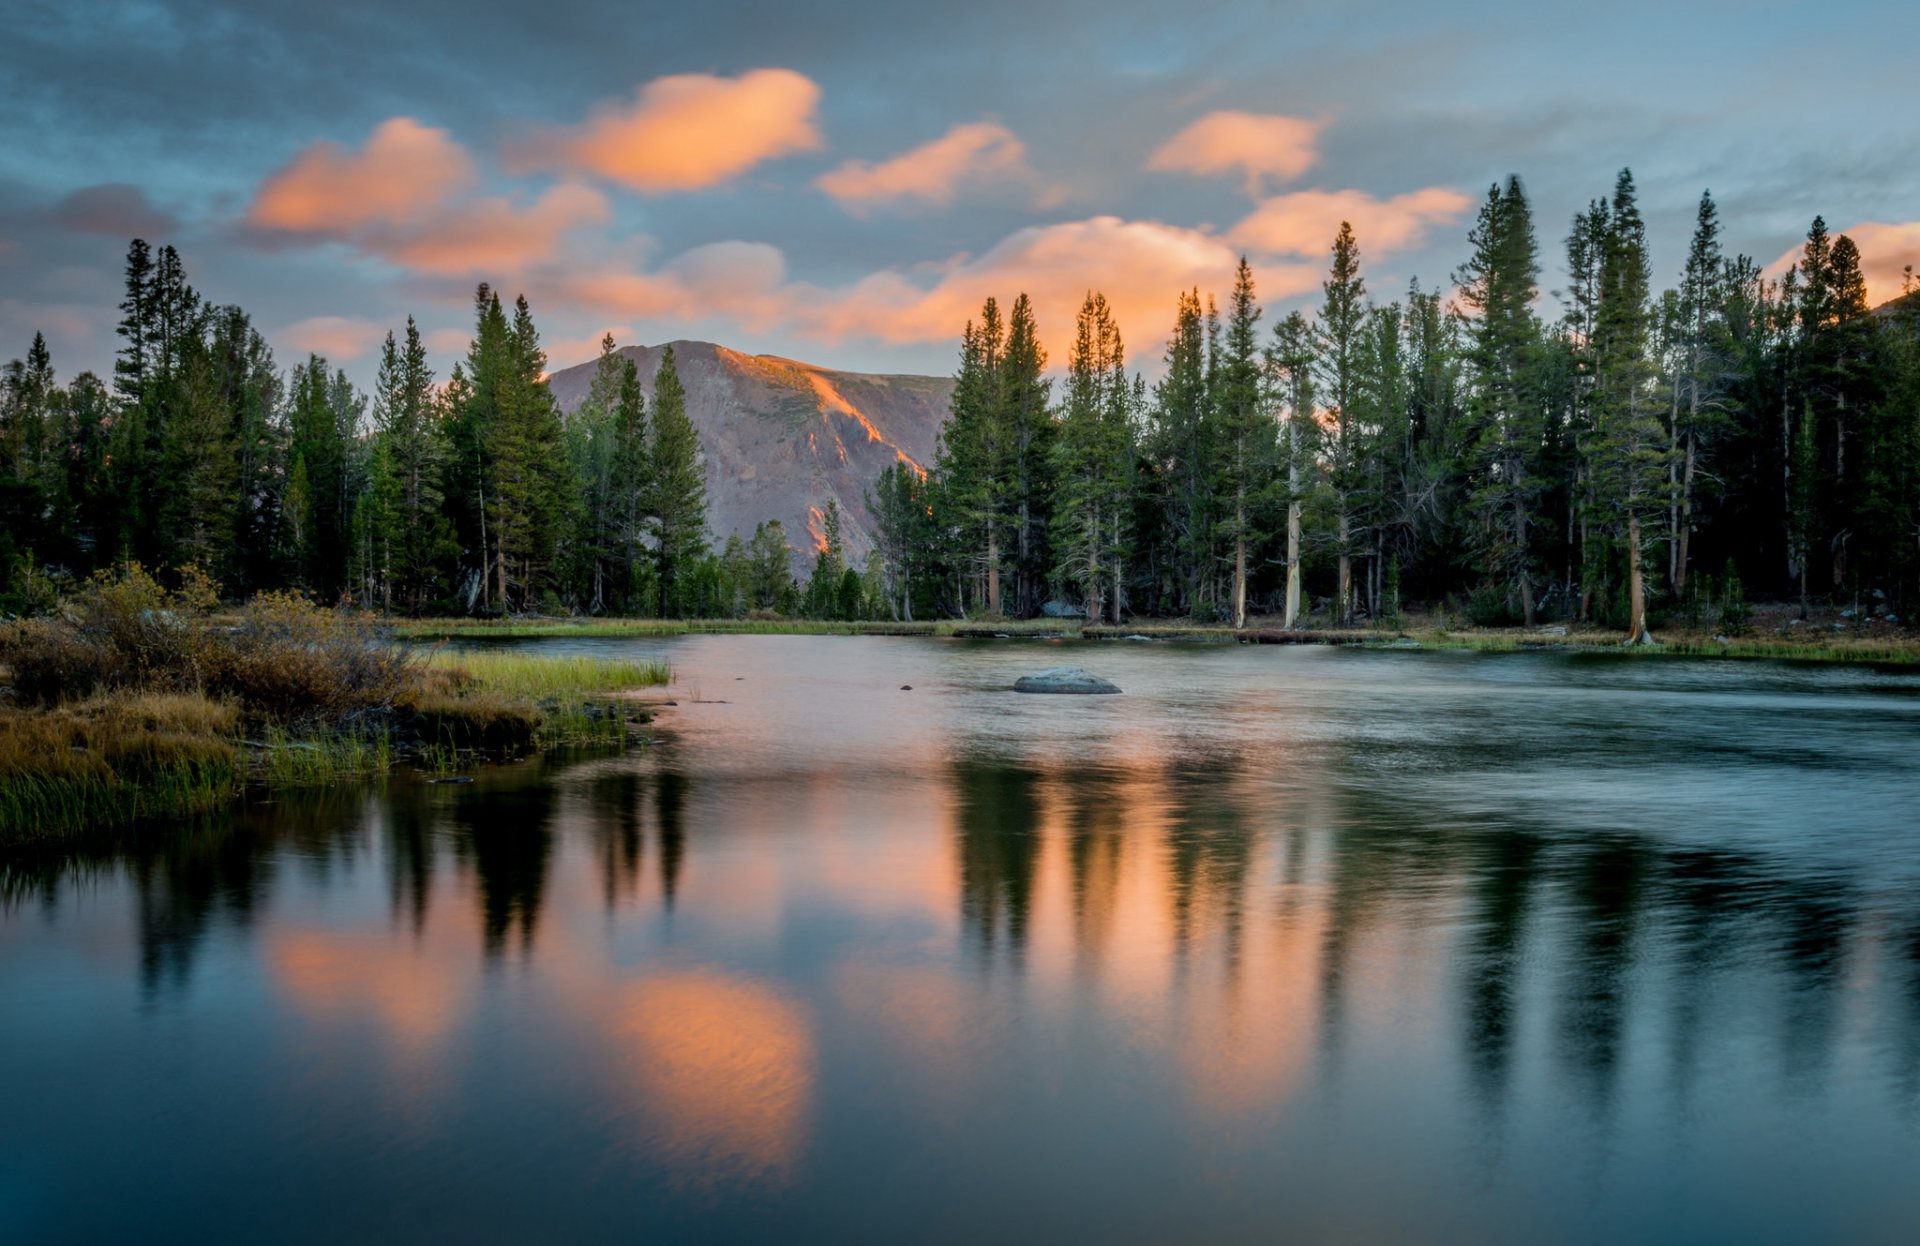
[1229,187,1474,258]
[278,315,388,360]
[1766,221,1920,308]
[553,216,1321,367]
[364,183,610,275]
[513,69,822,193]
[816,121,1030,210]
[1147,112,1324,197]
[245,118,607,275]
[247,117,475,233]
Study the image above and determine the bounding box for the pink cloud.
[1766,220,1920,308]
[247,117,475,234]
[816,121,1031,210]
[243,117,608,276]
[1228,187,1474,259]
[553,217,1322,367]
[362,183,610,276]
[1147,112,1325,198]
[511,69,822,193]
[277,315,388,360]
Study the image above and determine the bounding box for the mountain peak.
[545,341,952,571]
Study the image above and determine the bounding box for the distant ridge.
[545,341,952,571]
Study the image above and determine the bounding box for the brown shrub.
[202,592,418,724]
[0,565,214,704]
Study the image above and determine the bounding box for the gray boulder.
[1013,665,1121,695]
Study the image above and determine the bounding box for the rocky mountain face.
[545,341,951,573]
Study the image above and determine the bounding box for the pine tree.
[1318,222,1369,624]
[646,345,707,616]
[373,318,450,612]
[1051,291,1136,622]
[1668,191,1729,593]
[1588,169,1670,643]
[1002,293,1053,616]
[935,299,1012,615]
[1455,177,1546,624]
[867,462,930,621]
[610,353,650,612]
[1215,258,1269,628]
[1149,289,1214,615]
[1265,310,1318,627]
[746,519,794,611]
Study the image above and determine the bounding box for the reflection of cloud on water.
[616,969,815,1191]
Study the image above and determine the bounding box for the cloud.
[242,117,608,275]
[511,68,822,193]
[1229,187,1473,259]
[555,216,1323,366]
[247,117,475,234]
[277,315,388,359]
[53,183,178,238]
[1147,112,1325,197]
[1766,221,1920,308]
[816,121,1031,210]
[362,183,609,276]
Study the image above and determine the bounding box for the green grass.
[417,649,671,696]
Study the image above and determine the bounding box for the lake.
[4,636,1920,1244]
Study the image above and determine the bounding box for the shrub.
[1466,585,1520,628]
[0,565,211,704]
[1717,562,1753,636]
[203,591,417,724]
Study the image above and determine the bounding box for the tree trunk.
[1231,492,1247,630]
[1626,513,1649,644]
[1517,496,1535,628]
[1676,428,1697,594]
[985,526,1001,617]
[1284,499,1302,629]
[1337,508,1352,627]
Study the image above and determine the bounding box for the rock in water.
[1013,666,1121,695]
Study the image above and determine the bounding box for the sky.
[3,0,1918,387]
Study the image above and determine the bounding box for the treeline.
[0,242,896,619]
[867,169,1920,634]
[7,169,1919,632]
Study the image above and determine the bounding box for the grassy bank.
[395,608,1920,664]
[0,569,672,847]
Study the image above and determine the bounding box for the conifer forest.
[5,171,1917,637]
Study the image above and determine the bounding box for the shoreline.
[394,614,1920,666]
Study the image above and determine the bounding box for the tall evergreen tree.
[1215,258,1269,628]
[1051,291,1136,622]
[1588,169,1670,642]
[646,345,707,615]
[1455,176,1546,624]
[1318,222,1370,624]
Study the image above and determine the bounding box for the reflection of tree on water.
[1460,830,1545,1112]
[952,761,1042,962]
[385,804,435,938]
[1061,767,1128,975]
[1161,764,1255,975]
[450,783,555,960]
[656,770,687,909]
[1553,837,1650,1116]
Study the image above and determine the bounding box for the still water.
[5,637,1920,1244]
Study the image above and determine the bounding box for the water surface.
[5,637,1920,1244]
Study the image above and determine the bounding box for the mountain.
[545,341,951,573]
